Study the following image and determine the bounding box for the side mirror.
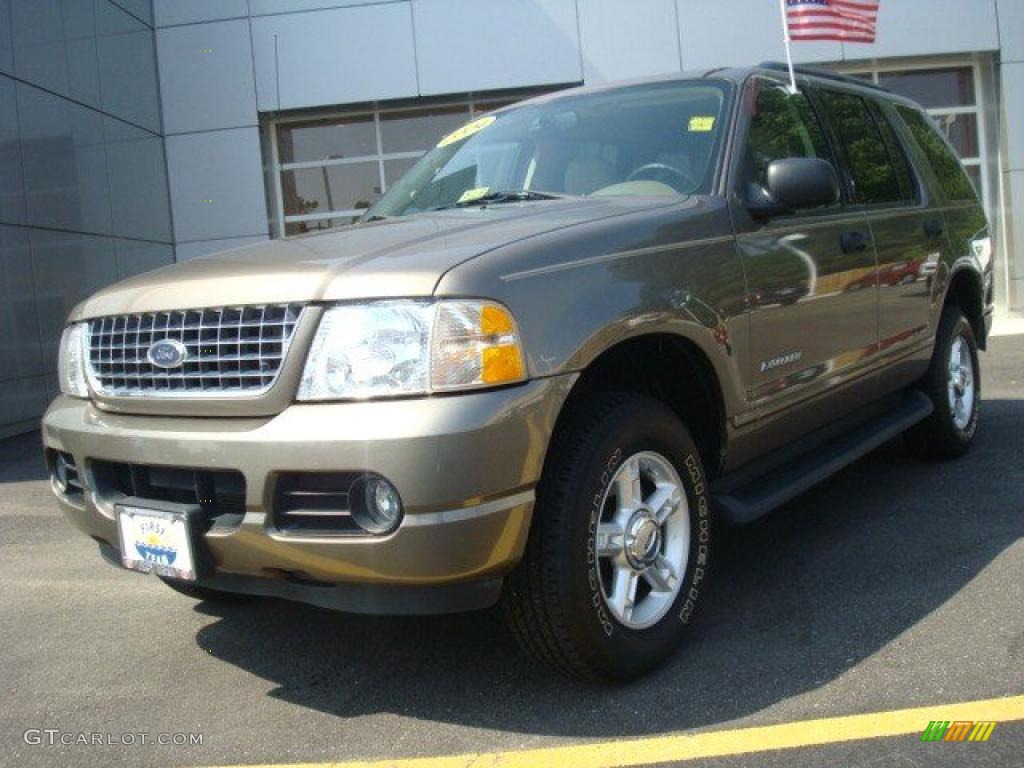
[747,158,840,218]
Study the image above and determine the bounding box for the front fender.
[434,199,750,422]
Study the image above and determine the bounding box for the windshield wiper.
[430,190,567,212]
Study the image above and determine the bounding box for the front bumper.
[41,376,574,612]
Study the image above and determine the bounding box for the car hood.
[70,197,677,320]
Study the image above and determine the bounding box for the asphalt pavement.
[1,334,1022,768]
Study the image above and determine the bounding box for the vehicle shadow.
[195,397,1023,738]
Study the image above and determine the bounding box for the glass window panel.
[277,115,377,164]
[868,101,916,201]
[964,164,982,196]
[878,67,975,109]
[820,90,903,205]
[379,106,470,154]
[384,156,422,189]
[931,112,979,158]
[746,82,836,192]
[896,105,977,202]
[281,162,381,218]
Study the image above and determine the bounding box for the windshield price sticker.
[688,116,716,132]
[457,187,491,204]
[438,116,496,148]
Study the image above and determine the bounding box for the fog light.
[50,454,78,495]
[350,475,403,534]
[53,453,71,494]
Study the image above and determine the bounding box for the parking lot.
[2,333,1022,768]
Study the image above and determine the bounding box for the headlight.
[297,300,526,401]
[58,323,89,398]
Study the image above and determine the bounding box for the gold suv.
[44,65,992,681]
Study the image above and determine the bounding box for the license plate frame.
[115,498,207,582]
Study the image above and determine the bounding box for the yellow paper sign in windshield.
[438,115,496,148]
[457,187,490,204]
[688,116,716,133]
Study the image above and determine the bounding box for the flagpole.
[778,0,798,93]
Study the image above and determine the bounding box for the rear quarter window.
[895,104,978,202]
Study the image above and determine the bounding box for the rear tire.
[502,393,712,682]
[906,306,980,459]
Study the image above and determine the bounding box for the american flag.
[785,0,880,43]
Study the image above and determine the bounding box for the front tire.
[502,393,712,682]
[906,306,980,459]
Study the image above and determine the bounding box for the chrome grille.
[86,304,304,397]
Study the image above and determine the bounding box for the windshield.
[367,80,731,219]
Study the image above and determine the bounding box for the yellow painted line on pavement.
[211,694,1024,768]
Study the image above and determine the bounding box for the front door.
[731,78,879,442]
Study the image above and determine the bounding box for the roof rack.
[758,61,890,93]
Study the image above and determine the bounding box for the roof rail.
[758,61,890,93]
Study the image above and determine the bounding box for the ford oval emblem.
[147,339,188,369]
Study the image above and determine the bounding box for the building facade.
[0,0,172,437]
[1,0,1022,435]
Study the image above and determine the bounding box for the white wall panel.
[1003,61,1024,172]
[153,0,248,28]
[677,0,841,70]
[114,0,153,26]
[414,0,581,95]
[157,19,257,134]
[175,235,268,262]
[114,238,174,279]
[249,0,404,15]
[251,3,417,111]
[843,0,998,62]
[0,0,13,75]
[578,0,680,84]
[997,0,1024,62]
[165,128,268,242]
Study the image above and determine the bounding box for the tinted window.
[820,90,902,205]
[868,101,916,201]
[745,81,834,192]
[896,105,978,202]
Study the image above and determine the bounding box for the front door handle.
[840,230,870,253]
[923,218,944,238]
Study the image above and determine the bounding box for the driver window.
[745,80,836,197]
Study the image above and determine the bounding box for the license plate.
[116,505,198,582]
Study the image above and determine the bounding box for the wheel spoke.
[609,566,639,622]
[643,554,679,593]
[595,522,625,558]
[616,457,643,512]
[648,483,682,525]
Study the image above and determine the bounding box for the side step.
[713,390,933,524]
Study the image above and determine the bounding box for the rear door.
[815,88,941,392]
[731,77,879,437]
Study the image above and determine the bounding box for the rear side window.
[819,90,905,205]
[745,80,835,192]
[868,101,917,201]
[895,104,978,202]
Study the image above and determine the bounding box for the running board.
[713,391,933,524]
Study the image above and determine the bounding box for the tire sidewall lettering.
[585,443,710,637]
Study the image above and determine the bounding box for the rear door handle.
[840,230,870,253]
[923,218,944,238]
